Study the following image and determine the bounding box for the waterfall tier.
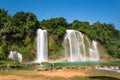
[35,29,48,63]
[64,30,99,62]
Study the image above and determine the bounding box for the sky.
[0,0,120,30]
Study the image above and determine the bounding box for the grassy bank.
[0,69,120,80]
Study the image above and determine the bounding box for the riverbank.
[0,68,120,80]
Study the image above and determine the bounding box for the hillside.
[0,9,120,61]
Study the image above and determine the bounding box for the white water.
[35,29,48,63]
[8,51,22,62]
[89,40,100,61]
[96,66,120,73]
[64,30,100,62]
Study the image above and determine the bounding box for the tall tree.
[0,9,11,59]
[12,12,39,45]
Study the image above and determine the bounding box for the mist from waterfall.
[64,30,100,62]
[35,29,48,63]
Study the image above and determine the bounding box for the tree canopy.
[0,8,120,61]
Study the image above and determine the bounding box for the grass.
[69,76,120,80]
[0,70,17,75]
[0,70,120,80]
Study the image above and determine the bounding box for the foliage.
[70,21,120,58]
[0,8,120,61]
[39,17,68,59]
[0,9,39,60]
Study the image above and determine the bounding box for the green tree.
[0,8,120,60]
[40,17,68,59]
[10,12,39,60]
[0,9,11,60]
[12,12,39,45]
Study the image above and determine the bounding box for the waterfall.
[89,40,100,61]
[64,30,100,62]
[8,51,22,62]
[35,29,48,63]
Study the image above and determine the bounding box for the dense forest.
[0,9,120,61]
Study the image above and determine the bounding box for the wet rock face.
[8,51,22,62]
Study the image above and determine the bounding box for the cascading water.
[35,29,48,63]
[89,40,99,61]
[64,30,100,62]
[8,51,22,62]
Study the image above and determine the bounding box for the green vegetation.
[0,8,120,61]
[70,76,120,80]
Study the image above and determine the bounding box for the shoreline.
[0,68,120,80]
